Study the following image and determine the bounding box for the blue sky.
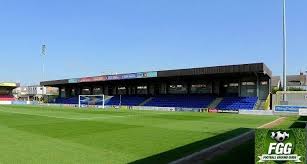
[0,0,306,85]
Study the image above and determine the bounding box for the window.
[191,83,211,94]
[118,87,126,90]
[82,88,90,95]
[169,85,183,88]
[242,82,255,86]
[117,86,126,95]
[261,81,268,85]
[169,85,176,89]
[247,89,255,93]
[137,86,147,89]
[93,87,102,94]
[168,84,187,94]
[229,83,239,87]
[137,86,147,94]
[93,88,101,91]
[191,84,207,88]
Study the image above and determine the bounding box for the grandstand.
[41,63,271,111]
[0,82,19,104]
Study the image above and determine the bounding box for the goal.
[78,95,105,108]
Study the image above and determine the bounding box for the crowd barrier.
[11,101,30,105]
[132,106,176,112]
[0,101,12,105]
[239,109,273,115]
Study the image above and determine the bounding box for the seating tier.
[144,95,214,108]
[217,97,258,110]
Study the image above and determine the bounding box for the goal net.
[273,91,307,107]
[78,95,105,108]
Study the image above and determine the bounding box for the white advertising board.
[299,108,307,116]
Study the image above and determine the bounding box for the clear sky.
[0,0,306,85]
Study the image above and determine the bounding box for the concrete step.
[139,97,153,106]
[208,97,223,109]
[254,100,266,110]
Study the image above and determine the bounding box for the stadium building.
[0,82,19,104]
[13,85,59,101]
[41,63,272,111]
[272,72,307,90]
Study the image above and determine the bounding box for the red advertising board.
[208,108,218,113]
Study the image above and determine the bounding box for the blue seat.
[217,97,258,111]
[54,97,79,104]
[105,96,147,106]
[144,95,214,108]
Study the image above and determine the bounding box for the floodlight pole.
[282,0,287,93]
[42,45,46,82]
[282,0,287,102]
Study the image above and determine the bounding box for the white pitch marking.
[0,108,135,121]
[257,117,286,128]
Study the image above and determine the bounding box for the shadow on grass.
[207,138,255,164]
[290,116,307,128]
[297,116,307,121]
[129,128,251,164]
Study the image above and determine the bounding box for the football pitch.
[0,105,279,164]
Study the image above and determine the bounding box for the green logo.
[255,129,306,163]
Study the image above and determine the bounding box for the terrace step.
[139,97,153,106]
[254,100,266,110]
[208,97,223,109]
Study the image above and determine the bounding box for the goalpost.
[78,94,105,108]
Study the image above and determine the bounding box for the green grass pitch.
[0,105,279,164]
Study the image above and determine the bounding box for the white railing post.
[102,94,105,109]
[78,95,81,108]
